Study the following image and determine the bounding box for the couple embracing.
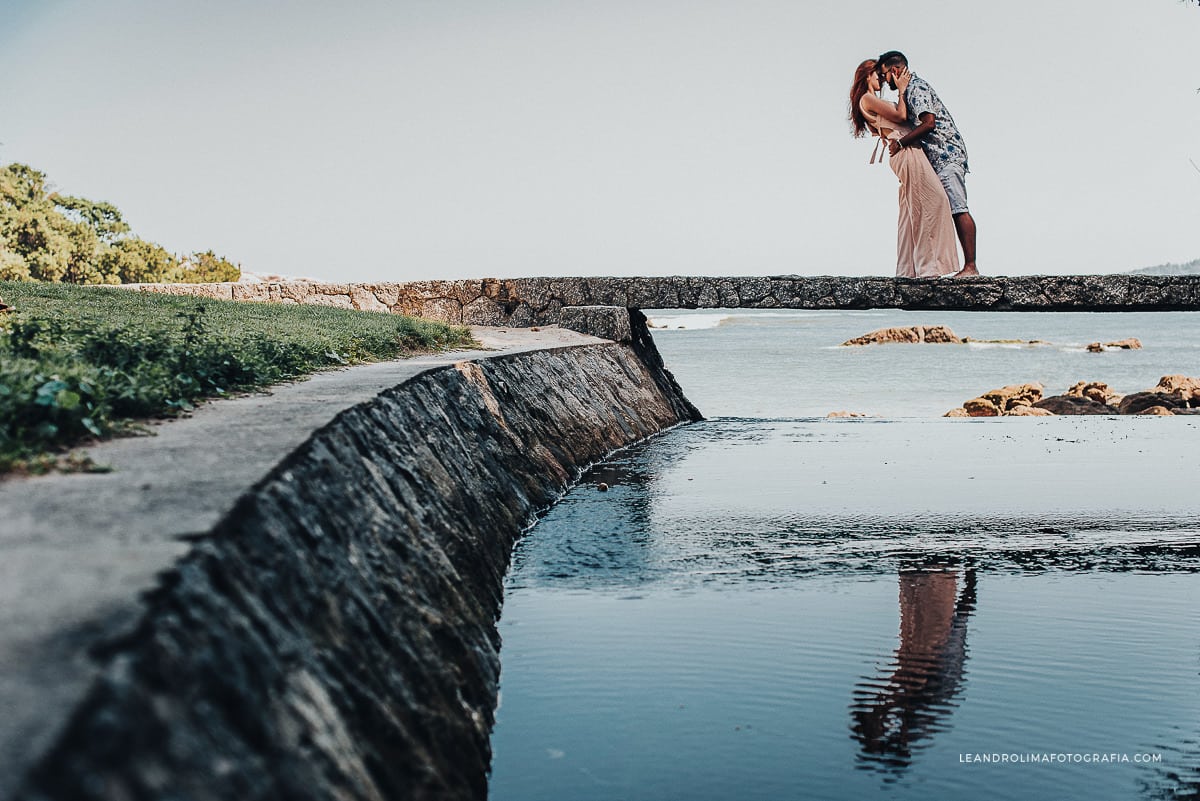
[850,51,980,278]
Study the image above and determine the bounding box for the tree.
[3,206,73,281]
[0,244,30,281]
[0,162,242,284]
[172,250,240,283]
[52,195,130,243]
[95,237,180,284]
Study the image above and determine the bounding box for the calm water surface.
[489,310,1200,800]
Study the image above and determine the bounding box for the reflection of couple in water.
[850,565,977,774]
[850,51,980,279]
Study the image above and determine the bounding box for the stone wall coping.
[119,274,1200,327]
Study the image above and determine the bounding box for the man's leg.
[953,212,978,276]
[936,164,979,276]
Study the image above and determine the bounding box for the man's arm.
[889,112,935,154]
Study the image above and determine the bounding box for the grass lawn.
[0,281,474,473]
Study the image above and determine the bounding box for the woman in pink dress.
[849,60,960,278]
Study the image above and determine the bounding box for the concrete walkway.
[0,325,604,798]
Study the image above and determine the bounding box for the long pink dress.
[874,125,960,278]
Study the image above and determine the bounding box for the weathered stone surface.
[13,319,700,801]
[963,398,1000,417]
[1155,375,1200,406]
[1137,405,1176,416]
[981,383,1044,412]
[1006,405,1054,417]
[841,325,962,346]
[1034,395,1113,415]
[118,275,1200,326]
[348,284,389,312]
[461,296,508,326]
[949,375,1200,417]
[1118,391,1186,415]
[949,383,1046,417]
[559,306,633,343]
[1066,381,1119,405]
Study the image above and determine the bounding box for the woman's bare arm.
[859,93,907,126]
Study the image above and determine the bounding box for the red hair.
[848,59,877,138]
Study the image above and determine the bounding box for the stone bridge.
[130,275,1200,326]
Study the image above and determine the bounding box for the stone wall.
[125,274,1200,325]
[14,317,700,801]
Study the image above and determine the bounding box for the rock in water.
[841,325,962,346]
[1086,338,1142,352]
[1066,381,1119,406]
[962,398,1000,417]
[980,383,1044,412]
[1155,375,1200,407]
[949,384,1044,417]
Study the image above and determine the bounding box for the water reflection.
[510,434,1200,591]
[496,417,1200,800]
[850,564,977,778]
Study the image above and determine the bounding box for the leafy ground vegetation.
[0,282,474,473]
[1,163,240,284]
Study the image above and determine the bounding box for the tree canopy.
[0,163,240,284]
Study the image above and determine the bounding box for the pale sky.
[1,0,1197,282]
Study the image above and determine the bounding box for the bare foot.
[956,262,980,277]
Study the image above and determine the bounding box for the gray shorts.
[936,164,969,215]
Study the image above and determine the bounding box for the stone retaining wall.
[14,316,700,801]
[125,275,1200,325]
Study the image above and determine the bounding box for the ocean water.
[642,308,1200,417]
[489,310,1200,800]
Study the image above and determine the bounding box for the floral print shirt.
[905,74,968,173]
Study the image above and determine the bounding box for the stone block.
[559,306,632,342]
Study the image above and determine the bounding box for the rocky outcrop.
[1155,375,1200,404]
[841,325,961,346]
[1066,381,1121,406]
[952,383,1045,416]
[947,375,1200,417]
[1086,338,1142,352]
[122,274,1200,325]
[13,315,700,801]
[1117,391,1186,415]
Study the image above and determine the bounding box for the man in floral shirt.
[880,50,979,277]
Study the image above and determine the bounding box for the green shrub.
[0,281,474,472]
